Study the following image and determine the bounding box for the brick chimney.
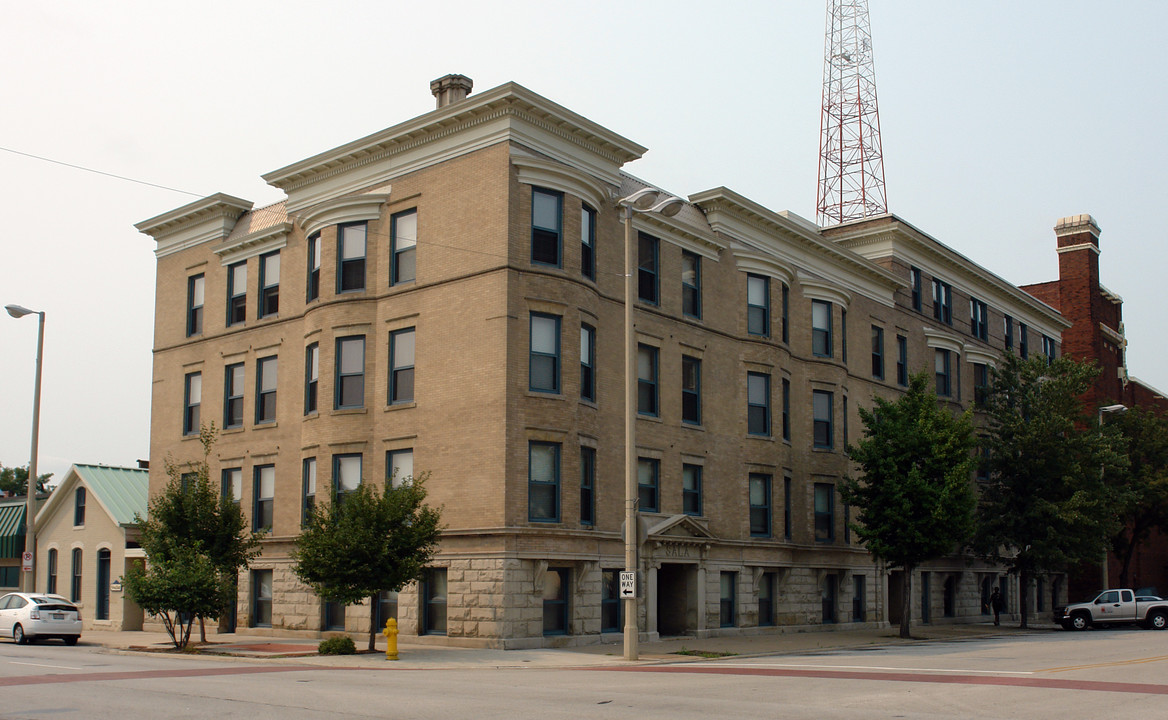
[430,74,473,109]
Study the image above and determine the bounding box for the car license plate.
[52,613,64,620]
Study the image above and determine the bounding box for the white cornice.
[137,193,254,258]
[964,347,999,367]
[799,275,853,307]
[733,249,793,285]
[512,153,611,210]
[632,211,725,261]
[215,223,293,266]
[297,191,392,237]
[924,328,964,354]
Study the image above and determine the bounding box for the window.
[781,282,789,343]
[682,463,702,516]
[221,468,242,504]
[96,548,110,620]
[853,574,866,622]
[681,355,701,425]
[337,222,367,293]
[252,569,272,627]
[391,209,417,285]
[422,568,447,635]
[843,396,849,446]
[871,326,884,379]
[782,378,791,441]
[224,363,244,428]
[1042,335,1056,363]
[542,567,569,636]
[720,572,736,627]
[813,390,833,449]
[253,465,274,531]
[759,572,776,626]
[944,576,957,618]
[1019,323,1029,359]
[747,274,769,336]
[187,274,204,336]
[183,371,201,436]
[970,298,988,341]
[74,487,86,526]
[70,548,82,602]
[227,261,247,326]
[301,458,316,526]
[376,590,398,629]
[681,251,701,318]
[747,372,770,436]
[896,335,908,386]
[335,336,365,409]
[581,204,596,280]
[529,314,561,393]
[637,344,658,416]
[841,309,848,363]
[932,279,952,325]
[323,601,346,631]
[784,476,792,540]
[334,453,362,504]
[973,363,989,406]
[1004,315,1014,351]
[180,472,196,494]
[910,267,922,311]
[389,328,415,404]
[935,349,952,397]
[601,570,622,632]
[812,300,832,357]
[637,232,659,304]
[531,188,562,266]
[637,457,659,513]
[528,442,560,522]
[307,232,321,302]
[386,448,413,487]
[921,572,931,624]
[259,251,279,318]
[823,573,838,623]
[580,324,596,402]
[749,473,772,537]
[255,356,277,424]
[304,343,319,414]
[814,483,835,542]
[46,548,57,594]
[580,446,595,525]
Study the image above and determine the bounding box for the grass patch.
[673,646,738,658]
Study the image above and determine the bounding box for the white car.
[0,592,82,645]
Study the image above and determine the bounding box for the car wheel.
[1071,613,1090,631]
[64,636,78,646]
[13,624,26,645]
[1149,611,1167,630]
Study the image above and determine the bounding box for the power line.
[0,145,204,198]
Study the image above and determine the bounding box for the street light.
[6,304,45,594]
[618,188,684,661]
[1097,403,1127,591]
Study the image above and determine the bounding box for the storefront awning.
[0,503,26,558]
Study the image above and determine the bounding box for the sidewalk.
[77,620,1061,670]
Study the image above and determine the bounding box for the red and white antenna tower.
[816,0,887,226]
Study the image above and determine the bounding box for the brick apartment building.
[137,76,1068,648]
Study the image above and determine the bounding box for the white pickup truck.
[1055,589,1168,630]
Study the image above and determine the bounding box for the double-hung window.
[391,209,417,285]
[781,282,790,343]
[747,274,769,336]
[681,251,701,318]
[814,483,835,542]
[335,336,365,409]
[813,390,833,449]
[932,279,953,325]
[910,267,922,311]
[187,274,204,336]
[253,465,274,531]
[46,549,57,594]
[812,300,832,357]
[637,232,659,304]
[306,232,321,302]
[935,349,952,397]
[637,457,659,513]
[1019,323,1029,358]
[871,326,885,379]
[841,309,848,362]
[781,378,791,441]
[334,453,362,505]
[580,446,595,525]
[337,222,367,293]
[387,448,413,487]
[227,262,247,326]
[70,549,82,602]
[255,356,277,424]
[581,204,596,280]
[747,372,770,436]
[783,476,792,540]
[301,458,316,526]
[259,251,280,318]
[389,328,415,404]
[1004,315,1014,351]
[74,487,86,526]
[304,343,319,414]
[580,324,596,402]
[222,468,242,505]
[681,355,701,425]
[531,188,562,266]
[528,442,560,522]
[529,314,560,393]
[683,463,702,516]
[183,372,201,436]
[637,344,658,416]
[749,473,772,537]
[224,363,244,428]
[973,363,989,406]
[970,298,988,341]
[1042,335,1056,363]
[896,335,908,386]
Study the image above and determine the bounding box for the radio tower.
[816,0,887,226]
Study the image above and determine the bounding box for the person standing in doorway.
[990,587,1003,626]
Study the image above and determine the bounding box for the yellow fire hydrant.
[383,618,399,661]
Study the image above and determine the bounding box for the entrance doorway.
[888,570,904,625]
[656,564,697,636]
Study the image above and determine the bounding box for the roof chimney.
[431,74,473,109]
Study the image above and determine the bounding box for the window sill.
[527,390,564,400]
[636,413,662,424]
[222,426,245,434]
[579,398,598,409]
[331,407,369,416]
[681,422,704,431]
[747,433,774,441]
[385,402,416,413]
[253,421,278,430]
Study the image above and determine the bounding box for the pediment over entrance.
[645,514,718,541]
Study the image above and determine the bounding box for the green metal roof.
[73,465,149,526]
[0,500,25,558]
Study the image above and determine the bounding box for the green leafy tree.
[974,354,1126,628]
[0,463,52,496]
[123,545,231,649]
[1106,408,1168,589]
[292,473,443,651]
[841,372,977,638]
[126,424,262,646]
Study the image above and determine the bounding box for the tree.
[123,545,231,650]
[0,463,52,496]
[292,473,443,651]
[124,424,262,647]
[841,372,977,638]
[974,354,1126,628]
[1106,408,1168,589]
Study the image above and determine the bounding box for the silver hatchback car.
[0,592,82,645]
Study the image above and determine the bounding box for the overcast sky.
[3,0,1166,483]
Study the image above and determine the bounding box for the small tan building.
[34,465,148,631]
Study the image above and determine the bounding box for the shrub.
[318,635,357,655]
